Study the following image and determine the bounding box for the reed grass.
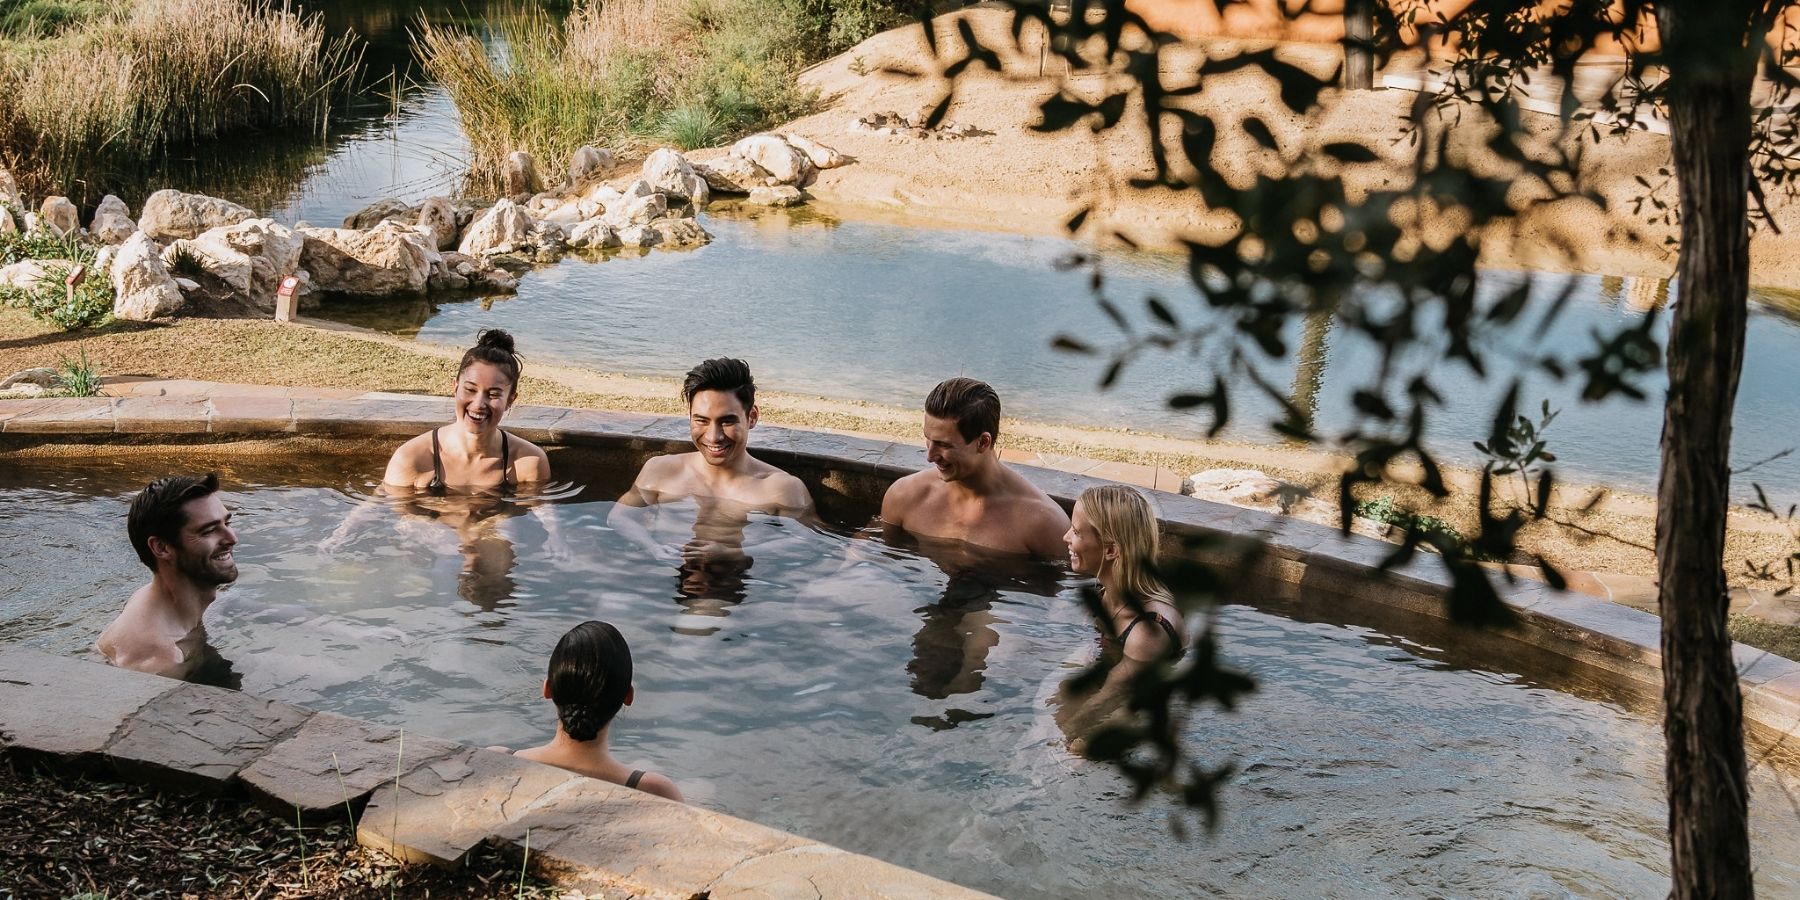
[0,0,362,201]
[416,0,896,190]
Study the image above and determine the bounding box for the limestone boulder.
[566,145,615,188]
[1181,468,1290,507]
[567,219,618,251]
[112,231,187,321]
[694,154,770,194]
[0,366,59,390]
[0,205,14,235]
[732,134,813,185]
[615,225,656,249]
[168,218,306,309]
[343,197,415,230]
[605,192,666,229]
[0,259,66,292]
[300,221,438,297]
[89,195,137,245]
[416,197,459,251]
[140,189,253,241]
[640,148,710,204]
[747,185,805,207]
[647,217,711,248]
[21,212,47,238]
[504,150,544,197]
[582,183,624,208]
[0,167,21,212]
[783,132,846,169]
[40,196,79,237]
[458,198,536,256]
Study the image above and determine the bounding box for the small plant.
[2,272,114,330]
[56,346,101,396]
[848,53,870,76]
[1355,495,1468,548]
[657,103,725,150]
[1474,399,1560,505]
[165,243,207,279]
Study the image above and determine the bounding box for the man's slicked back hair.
[682,357,755,410]
[127,473,221,569]
[926,377,1001,443]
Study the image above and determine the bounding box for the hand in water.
[681,539,749,567]
[544,531,575,565]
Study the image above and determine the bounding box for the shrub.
[1,276,113,330]
[56,345,101,396]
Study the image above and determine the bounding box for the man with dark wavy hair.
[97,473,240,680]
[881,377,1069,557]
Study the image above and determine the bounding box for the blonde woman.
[1063,484,1185,662]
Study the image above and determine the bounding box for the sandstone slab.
[0,646,177,765]
[709,843,993,899]
[240,712,466,821]
[113,397,211,434]
[0,397,114,433]
[358,747,578,864]
[208,395,296,432]
[104,681,313,793]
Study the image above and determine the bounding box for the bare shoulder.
[508,434,551,482]
[637,771,683,802]
[384,431,435,486]
[882,469,936,513]
[752,461,813,510]
[1007,472,1071,557]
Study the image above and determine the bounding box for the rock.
[615,225,656,249]
[21,212,46,237]
[0,367,59,389]
[105,681,313,795]
[0,167,21,212]
[174,277,200,292]
[0,259,66,291]
[140,189,253,241]
[40,196,80,237]
[0,382,47,399]
[112,231,187,321]
[0,646,176,765]
[783,132,845,169]
[1181,468,1291,506]
[567,219,618,250]
[647,217,712,248]
[416,197,459,251]
[358,747,579,865]
[300,221,438,296]
[605,192,666,229]
[169,218,306,309]
[640,148,710,204]
[583,184,624,208]
[566,145,614,188]
[747,185,806,207]
[694,154,770,194]
[457,199,536,256]
[732,134,813,185]
[622,179,656,200]
[504,150,544,197]
[239,713,464,821]
[538,199,583,227]
[89,195,137,245]
[0,205,14,235]
[92,245,117,280]
[343,197,415,230]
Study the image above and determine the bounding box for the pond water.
[3,454,1799,897]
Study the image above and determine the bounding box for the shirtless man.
[881,377,1070,558]
[97,473,240,680]
[613,358,814,568]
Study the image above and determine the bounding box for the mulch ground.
[0,754,565,900]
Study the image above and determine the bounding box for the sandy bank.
[759,9,1800,288]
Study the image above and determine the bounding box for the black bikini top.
[428,427,513,496]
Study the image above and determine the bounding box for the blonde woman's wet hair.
[1077,484,1173,610]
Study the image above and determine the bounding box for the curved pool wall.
[4,392,1797,744]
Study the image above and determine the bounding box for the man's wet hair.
[127,473,221,569]
[458,328,523,393]
[682,357,755,410]
[926,377,1001,444]
[547,620,633,741]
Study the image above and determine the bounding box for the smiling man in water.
[97,473,241,681]
[881,377,1069,558]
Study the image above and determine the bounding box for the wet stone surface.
[0,647,175,764]
[104,682,313,794]
[239,711,464,821]
[357,746,579,865]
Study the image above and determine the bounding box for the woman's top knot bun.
[476,328,516,354]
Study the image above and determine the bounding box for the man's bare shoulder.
[880,469,939,521]
[98,588,181,675]
[636,452,696,486]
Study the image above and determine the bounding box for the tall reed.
[0,0,361,201]
[417,0,895,191]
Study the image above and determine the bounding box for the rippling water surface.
[3,455,1798,897]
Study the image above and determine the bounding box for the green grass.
[416,0,897,189]
[0,229,110,330]
[0,0,112,39]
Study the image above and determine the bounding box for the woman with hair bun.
[382,328,551,491]
[512,621,683,800]
[1064,484,1185,662]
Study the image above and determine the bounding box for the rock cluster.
[692,132,846,204]
[849,111,985,139]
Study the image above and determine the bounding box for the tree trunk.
[1655,2,1756,896]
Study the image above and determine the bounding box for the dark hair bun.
[476,328,516,354]
[559,703,601,742]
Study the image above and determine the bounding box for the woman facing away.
[384,328,550,491]
[1064,484,1186,663]
[510,620,683,801]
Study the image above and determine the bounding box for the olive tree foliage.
[917,0,1797,863]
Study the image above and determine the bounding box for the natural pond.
[4,452,1799,897]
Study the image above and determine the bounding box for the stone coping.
[0,647,991,899]
[3,392,1798,745]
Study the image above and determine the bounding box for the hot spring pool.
[3,450,1798,898]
